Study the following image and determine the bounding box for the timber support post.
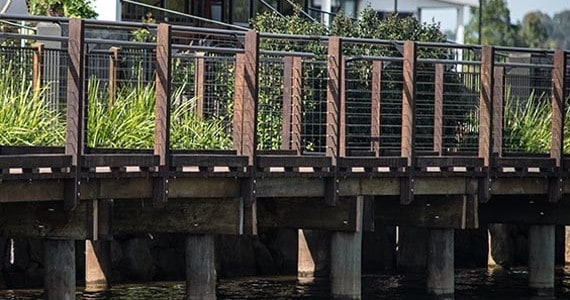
[186,234,216,300]
[45,239,76,300]
[427,228,455,299]
[153,23,172,207]
[549,50,566,202]
[64,18,86,211]
[330,195,363,299]
[478,45,494,203]
[325,36,342,206]
[401,41,416,205]
[529,225,555,297]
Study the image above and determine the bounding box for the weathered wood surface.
[375,195,478,229]
[112,198,242,235]
[257,197,359,231]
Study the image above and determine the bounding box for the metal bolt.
[529,201,534,204]
[165,190,168,194]
[253,190,256,194]
[343,221,348,225]
[426,203,431,207]
[165,179,169,184]
[540,212,544,216]
[435,215,440,219]
[78,181,81,185]
[193,223,199,227]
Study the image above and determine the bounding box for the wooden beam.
[257,197,358,231]
[401,41,416,205]
[434,64,443,155]
[375,195,478,229]
[112,198,242,235]
[0,201,89,239]
[339,57,347,157]
[153,23,172,207]
[371,60,382,156]
[64,18,86,211]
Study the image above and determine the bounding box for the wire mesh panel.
[257,55,285,150]
[43,48,69,112]
[415,44,482,155]
[170,51,236,150]
[259,33,328,154]
[496,50,554,154]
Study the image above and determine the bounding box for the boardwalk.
[0,14,568,299]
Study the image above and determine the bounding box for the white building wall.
[94,0,121,21]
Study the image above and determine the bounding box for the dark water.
[2,268,570,299]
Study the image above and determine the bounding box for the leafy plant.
[0,60,64,146]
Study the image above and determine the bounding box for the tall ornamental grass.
[0,61,64,146]
[87,78,232,150]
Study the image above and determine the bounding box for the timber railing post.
[64,18,86,211]
[240,30,259,235]
[194,51,205,119]
[233,53,245,152]
[434,63,443,155]
[153,23,172,207]
[108,46,119,106]
[549,50,566,202]
[401,41,416,205]
[478,45,494,203]
[326,36,342,206]
[371,60,382,156]
[32,42,44,96]
[282,56,303,152]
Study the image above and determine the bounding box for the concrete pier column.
[529,225,555,297]
[330,229,362,299]
[186,234,216,300]
[298,229,330,278]
[330,195,363,300]
[85,240,111,292]
[44,239,76,300]
[427,228,454,299]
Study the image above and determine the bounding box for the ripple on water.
[1,268,570,299]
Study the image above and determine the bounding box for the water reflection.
[2,268,570,299]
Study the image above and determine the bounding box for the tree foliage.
[518,11,552,49]
[464,0,518,46]
[26,0,97,18]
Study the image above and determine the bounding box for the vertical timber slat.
[550,50,566,202]
[282,56,293,150]
[401,41,416,205]
[195,52,205,119]
[371,60,382,156]
[108,46,119,105]
[153,23,172,207]
[291,56,303,154]
[64,18,86,211]
[32,42,44,95]
[434,64,443,155]
[478,46,494,202]
[339,57,347,157]
[233,53,245,153]
[492,66,504,156]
